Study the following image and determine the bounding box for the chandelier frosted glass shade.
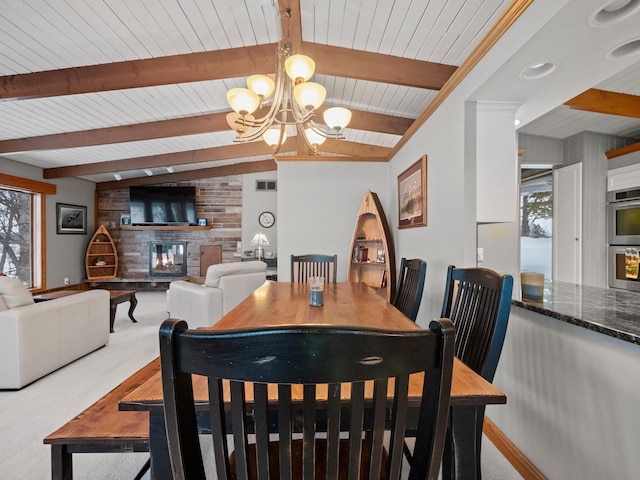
[284,54,315,82]
[263,128,288,147]
[304,128,327,147]
[227,88,260,116]
[247,75,275,98]
[293,82,326,110]
[323,107,352,131]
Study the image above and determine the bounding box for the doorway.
[520,168,553,279]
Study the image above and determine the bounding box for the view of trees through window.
[521,175,553,279]
[0,188,32,285]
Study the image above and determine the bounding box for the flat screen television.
[129,186,197,226]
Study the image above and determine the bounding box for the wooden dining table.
[120,281,506,479]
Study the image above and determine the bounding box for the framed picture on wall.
[56,203,87,234]
[397,155,427,229]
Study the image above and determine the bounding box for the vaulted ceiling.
[1,0,640,188]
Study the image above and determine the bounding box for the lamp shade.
[284,54,315,82]
[263,127,287,147]
[293,82,326,110]
[304,127,326,147]
[227,88,260,115]
[323,107,352,130]
[250,232,270,246]
[247,74,275,98]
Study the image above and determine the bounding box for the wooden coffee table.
[108,290,138,333]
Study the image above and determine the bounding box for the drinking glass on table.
[309,276,325,306]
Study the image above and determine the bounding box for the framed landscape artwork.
[56,203,87,234]
[397,155,427,229]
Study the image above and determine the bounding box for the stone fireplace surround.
[97,176,242,283]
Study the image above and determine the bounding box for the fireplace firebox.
[149,242,187,277]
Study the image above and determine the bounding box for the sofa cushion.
[0,295,8,312]
[204,261,267,288]
[0,276,35,309]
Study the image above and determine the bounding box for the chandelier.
[225,12,352,154]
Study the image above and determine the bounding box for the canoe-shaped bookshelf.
[85,225,118,280]
[348,191,396,301]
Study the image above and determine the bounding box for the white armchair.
[168,261,267,328]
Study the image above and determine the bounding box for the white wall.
[489,306,640,479]
[276,162,389,282]
[0,158,96,288]
[242,171,278,258]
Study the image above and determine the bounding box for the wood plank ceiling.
[0,0,518,186]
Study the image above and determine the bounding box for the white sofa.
[168,261,267,328]
[0,282,110,389]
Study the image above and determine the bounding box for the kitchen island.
[488,280,640,480]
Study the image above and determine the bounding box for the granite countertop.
[512,280,640,345]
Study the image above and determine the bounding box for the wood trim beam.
[564,88,640,118]
[275,155,387,163]
[43,140,293,179]
[606,141,640,159]
[303,42,457,91]
[0,44,276,100]
[96,160,276,191]
[321,139,392,157]
[2,108,409,154]
[484,418,546,480]
[386,0,535,159]
[0,173,57,194]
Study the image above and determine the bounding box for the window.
[0,174,55,290]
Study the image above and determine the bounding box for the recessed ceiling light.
[144,169,153,176]
[606,38,640,60]
[515,119,521,126]
[589,0,640,27]
[166,166,174,173]
[113,173,122,181]
[519,62,557,80]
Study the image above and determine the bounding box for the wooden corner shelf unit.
[86,225,118,280]
[348,191,396,301]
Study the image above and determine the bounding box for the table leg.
[441,405,485,480]
[109,303,117,333]
[149,411,173,480]
[50,444,72,480]
[127,293,138,323]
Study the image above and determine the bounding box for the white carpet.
[0,290,523,480]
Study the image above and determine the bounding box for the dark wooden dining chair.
[439,265,513,479]
[159,317,455,480]
[392,257,427,322]
[290,253,338,283]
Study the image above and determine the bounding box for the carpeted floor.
[0,290,522,479]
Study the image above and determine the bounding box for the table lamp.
[250,232,270,261]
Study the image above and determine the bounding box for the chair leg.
[132,458,151,480]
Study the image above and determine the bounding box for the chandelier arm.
[307,120,345,139]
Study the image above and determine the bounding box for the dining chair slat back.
[290,254,338,283]
[159,318,455,480]
[440,265,513,382]
[392,258,427,322]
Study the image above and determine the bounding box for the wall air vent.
[256,180,277,191]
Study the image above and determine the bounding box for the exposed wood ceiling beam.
[1,108,409,154]
[605,141,640,159]
[43,139,295,178]
[0,113,230,154]
[43,136,386,178]
[1,44,454,101]
[303,42,456,90]
[564,89,640,118]
[96,159,277,190]
[278,0,302,51]
[0,44,277,100]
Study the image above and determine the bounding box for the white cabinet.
[607,163,640,192]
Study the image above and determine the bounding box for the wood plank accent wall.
[97,176,241,280]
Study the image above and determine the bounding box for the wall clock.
[259,211,275,228]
